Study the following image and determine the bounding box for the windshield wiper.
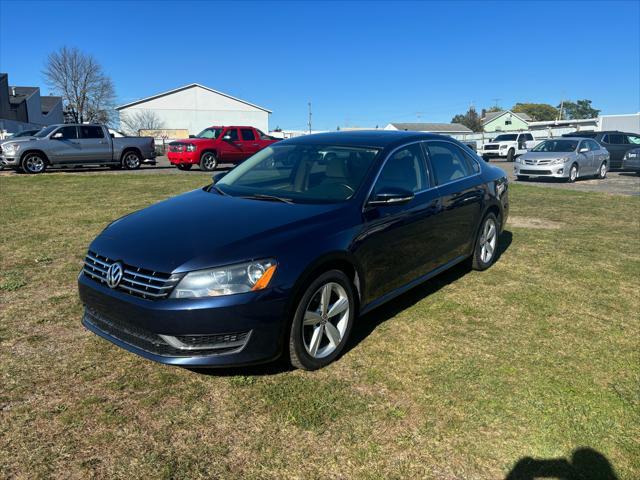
[241,193,295,204]
[209,185,227,196]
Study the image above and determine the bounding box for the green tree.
[451,107,483,132]
[512,103,558,121]
[558,99,600,119]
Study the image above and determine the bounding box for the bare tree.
[43,46,116,124]
[119,110,166,136]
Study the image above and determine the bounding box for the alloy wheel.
[124,152,140,169]
[202,153,217,170]
[570,165,578,182]
[24,154,45,173]
[479,218,497,264]
[599,163,607,178]
[302,282,350,358]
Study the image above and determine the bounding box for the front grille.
[84,307,250,357]
[520,169,552,175]
[525,159,551,165]
[83,250,180,300]
[169,143,186,152]
[484,144,500,151]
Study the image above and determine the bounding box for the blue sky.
[1,0,638,130]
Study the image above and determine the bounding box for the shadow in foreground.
[505,448,618,480]
[345,230,512,355]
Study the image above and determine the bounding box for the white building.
[116,83,272,135]
[384,122,473,135]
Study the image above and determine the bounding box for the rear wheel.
[122,151,141,170]
[567,163,578,183]
[21,153,47,174]
[200,152,218,171]
[176,164,192,171]
[597,162,607,179]
[288,270,355,370]
[472,213,499,271]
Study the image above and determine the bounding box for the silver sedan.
[514,137,610,182]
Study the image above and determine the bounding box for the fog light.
[557,168,564,174]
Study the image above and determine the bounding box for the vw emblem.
[106,262,123,289]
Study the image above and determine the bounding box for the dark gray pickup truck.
[0,124,156,174]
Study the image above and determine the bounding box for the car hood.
[520,151,576,160]
[90,188,349,274]
[1,136,38,145]
[171,138,215,145]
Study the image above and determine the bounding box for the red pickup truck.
[167,126,279,171]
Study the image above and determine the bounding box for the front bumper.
[481,149,509,158]
[0,155,18,166]
[78,272,288,367]
[167,151,199,165]
[514,162,568,178]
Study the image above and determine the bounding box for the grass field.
[1,174,638,479]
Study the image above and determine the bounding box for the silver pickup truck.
[0,124,156,174]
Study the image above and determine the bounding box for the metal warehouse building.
[116,83,271,135]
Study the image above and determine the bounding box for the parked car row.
[0,124,156,174]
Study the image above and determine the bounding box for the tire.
[597,162,607,179]
[472,212,499,271]
[21,152,47,174]
[199,152,218,171]
[516,175,529,181]
[288,270,356,370]
[506,148,515,162]
[176,164,192,171]
[122,151,141,170]
[567,163,578,183]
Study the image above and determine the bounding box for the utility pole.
[492,98,501,109]
[557,99,564,121]
[307,102,312,134]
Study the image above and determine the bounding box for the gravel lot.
[2,155,639,196]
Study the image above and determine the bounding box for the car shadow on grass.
[505,447,619,480]
[189,231,512,377]
[344,230,513,356]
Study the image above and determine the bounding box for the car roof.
[280,130,454,149]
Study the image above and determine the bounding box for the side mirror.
[367,188,415,207]
[51,132,63,139]
[211,171,227,184]
[223,135,232,141]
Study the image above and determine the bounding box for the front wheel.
[567,163,578,183]
[21,153,47,174]
[597,162,607,179]
[472,213,499,271]
[199,152,218,171]
[288,270,355,370]
[176,164,192,171]
[506,148,515,162]
[122,151,141,170]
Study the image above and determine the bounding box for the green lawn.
[1,174,638,479]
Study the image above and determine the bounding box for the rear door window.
[426,141,476,185]
[606,134,626,144]
[240,128,256,141]
[79,126,104,139]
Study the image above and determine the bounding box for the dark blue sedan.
[78,131,509,370]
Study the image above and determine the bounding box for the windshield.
[195,128,223,139]
[492,134,517,142]
[215,144,380,203]
[34,125,57,138]
[14,129,40,138]
[531,140,578,153]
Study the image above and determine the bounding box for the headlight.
[186,144,197,152]
[515,156,522,163]
[499,144,508,149]
[169,259,277,298]
[552,157,570,165]
[2,143,19,155]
